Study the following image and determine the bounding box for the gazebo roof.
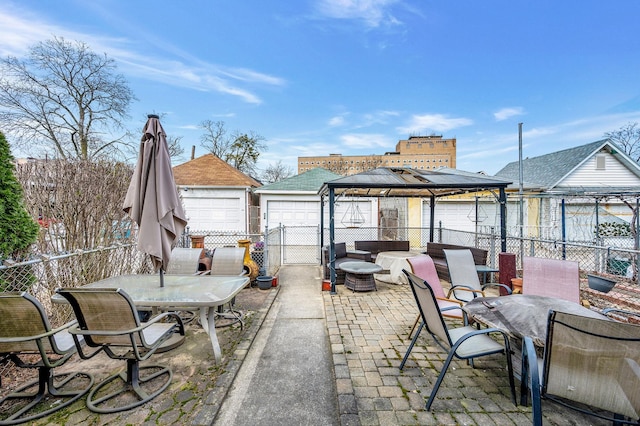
[318,167,512,198]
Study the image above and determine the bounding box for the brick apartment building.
[297,135,456,175]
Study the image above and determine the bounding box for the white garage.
[172,154,261,234]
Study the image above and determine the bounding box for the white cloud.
[357,110,399,128]
[328,115,347,126]
[494,107,525,121]
[397,113,473,134]
[340,133,389,149]
[0,5,284,105]
[315,0,402,28]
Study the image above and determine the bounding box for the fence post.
[263,225,269,275]
[489,226,496,267]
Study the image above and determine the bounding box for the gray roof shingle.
[494,139,610,189]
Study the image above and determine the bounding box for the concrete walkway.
[215,265,339,425]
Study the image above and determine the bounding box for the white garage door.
[266,200,320,228]
[183,197,242,232]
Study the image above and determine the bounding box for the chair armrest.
[69,312,184,340]
[482,282,512,294]
[437,299,468,325]
[435,297,463,307]
[447,285,485,300]
[602,308,640,323]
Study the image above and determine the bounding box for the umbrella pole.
[160,268,165,287]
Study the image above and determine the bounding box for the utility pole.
[518,123,524,262]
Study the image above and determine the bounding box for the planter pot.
[511,277,523,294]
[587,274,617,293]
[257,276,273,290]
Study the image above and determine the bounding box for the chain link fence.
[1,223,637,378]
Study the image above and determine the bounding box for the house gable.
[558,150,640,189]
[494,139,640,192]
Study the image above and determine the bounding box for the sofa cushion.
[354,240,410,255]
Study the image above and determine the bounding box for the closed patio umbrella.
[123,114,187,286]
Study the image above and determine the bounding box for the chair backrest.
[523,257,579,303]
[210,247,246,276]
[404,270,452,349]
[56,288,142,347]
[444,249,481,301]
[165,248,204,275]
[407,255,464,320]
[407,255,446,299]
[0,292,56,353]
[544,310,640,420]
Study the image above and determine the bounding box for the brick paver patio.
[324,280,612,426]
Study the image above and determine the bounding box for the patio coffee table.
[52,274,249,364]
[340,261,382,292]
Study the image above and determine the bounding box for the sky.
[1,0,640,176]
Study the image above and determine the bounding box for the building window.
[596,154,606,170]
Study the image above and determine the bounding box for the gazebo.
[318,167,513,293]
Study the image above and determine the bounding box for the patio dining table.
[52,274,249,364]
[463,294,608,347]
[463,294,609,378]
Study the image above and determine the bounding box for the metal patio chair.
[521,310,640,425]
[165,247,206,275]
[443,249,511,302]
[56,287,184,414]
[207,247,247,328]
[0,292,94,425]
[406,255,465,339]
[400,270,516,411]
[209,247,246,276]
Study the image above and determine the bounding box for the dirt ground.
[0,285,273,425]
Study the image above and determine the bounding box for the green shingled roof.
[256,168,342,192]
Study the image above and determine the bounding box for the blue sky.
[1,0,640,175]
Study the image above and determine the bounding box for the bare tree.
[199,120,231,158]
[15,159,134,254]
[604,122,640,162]
[262,160,294,183]
[166,135,185,161]
[0,37,135,160]
[199,120,266,175]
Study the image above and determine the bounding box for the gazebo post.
[499,188,507,252]
[429,194,436,242]
[329,188,337,294]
